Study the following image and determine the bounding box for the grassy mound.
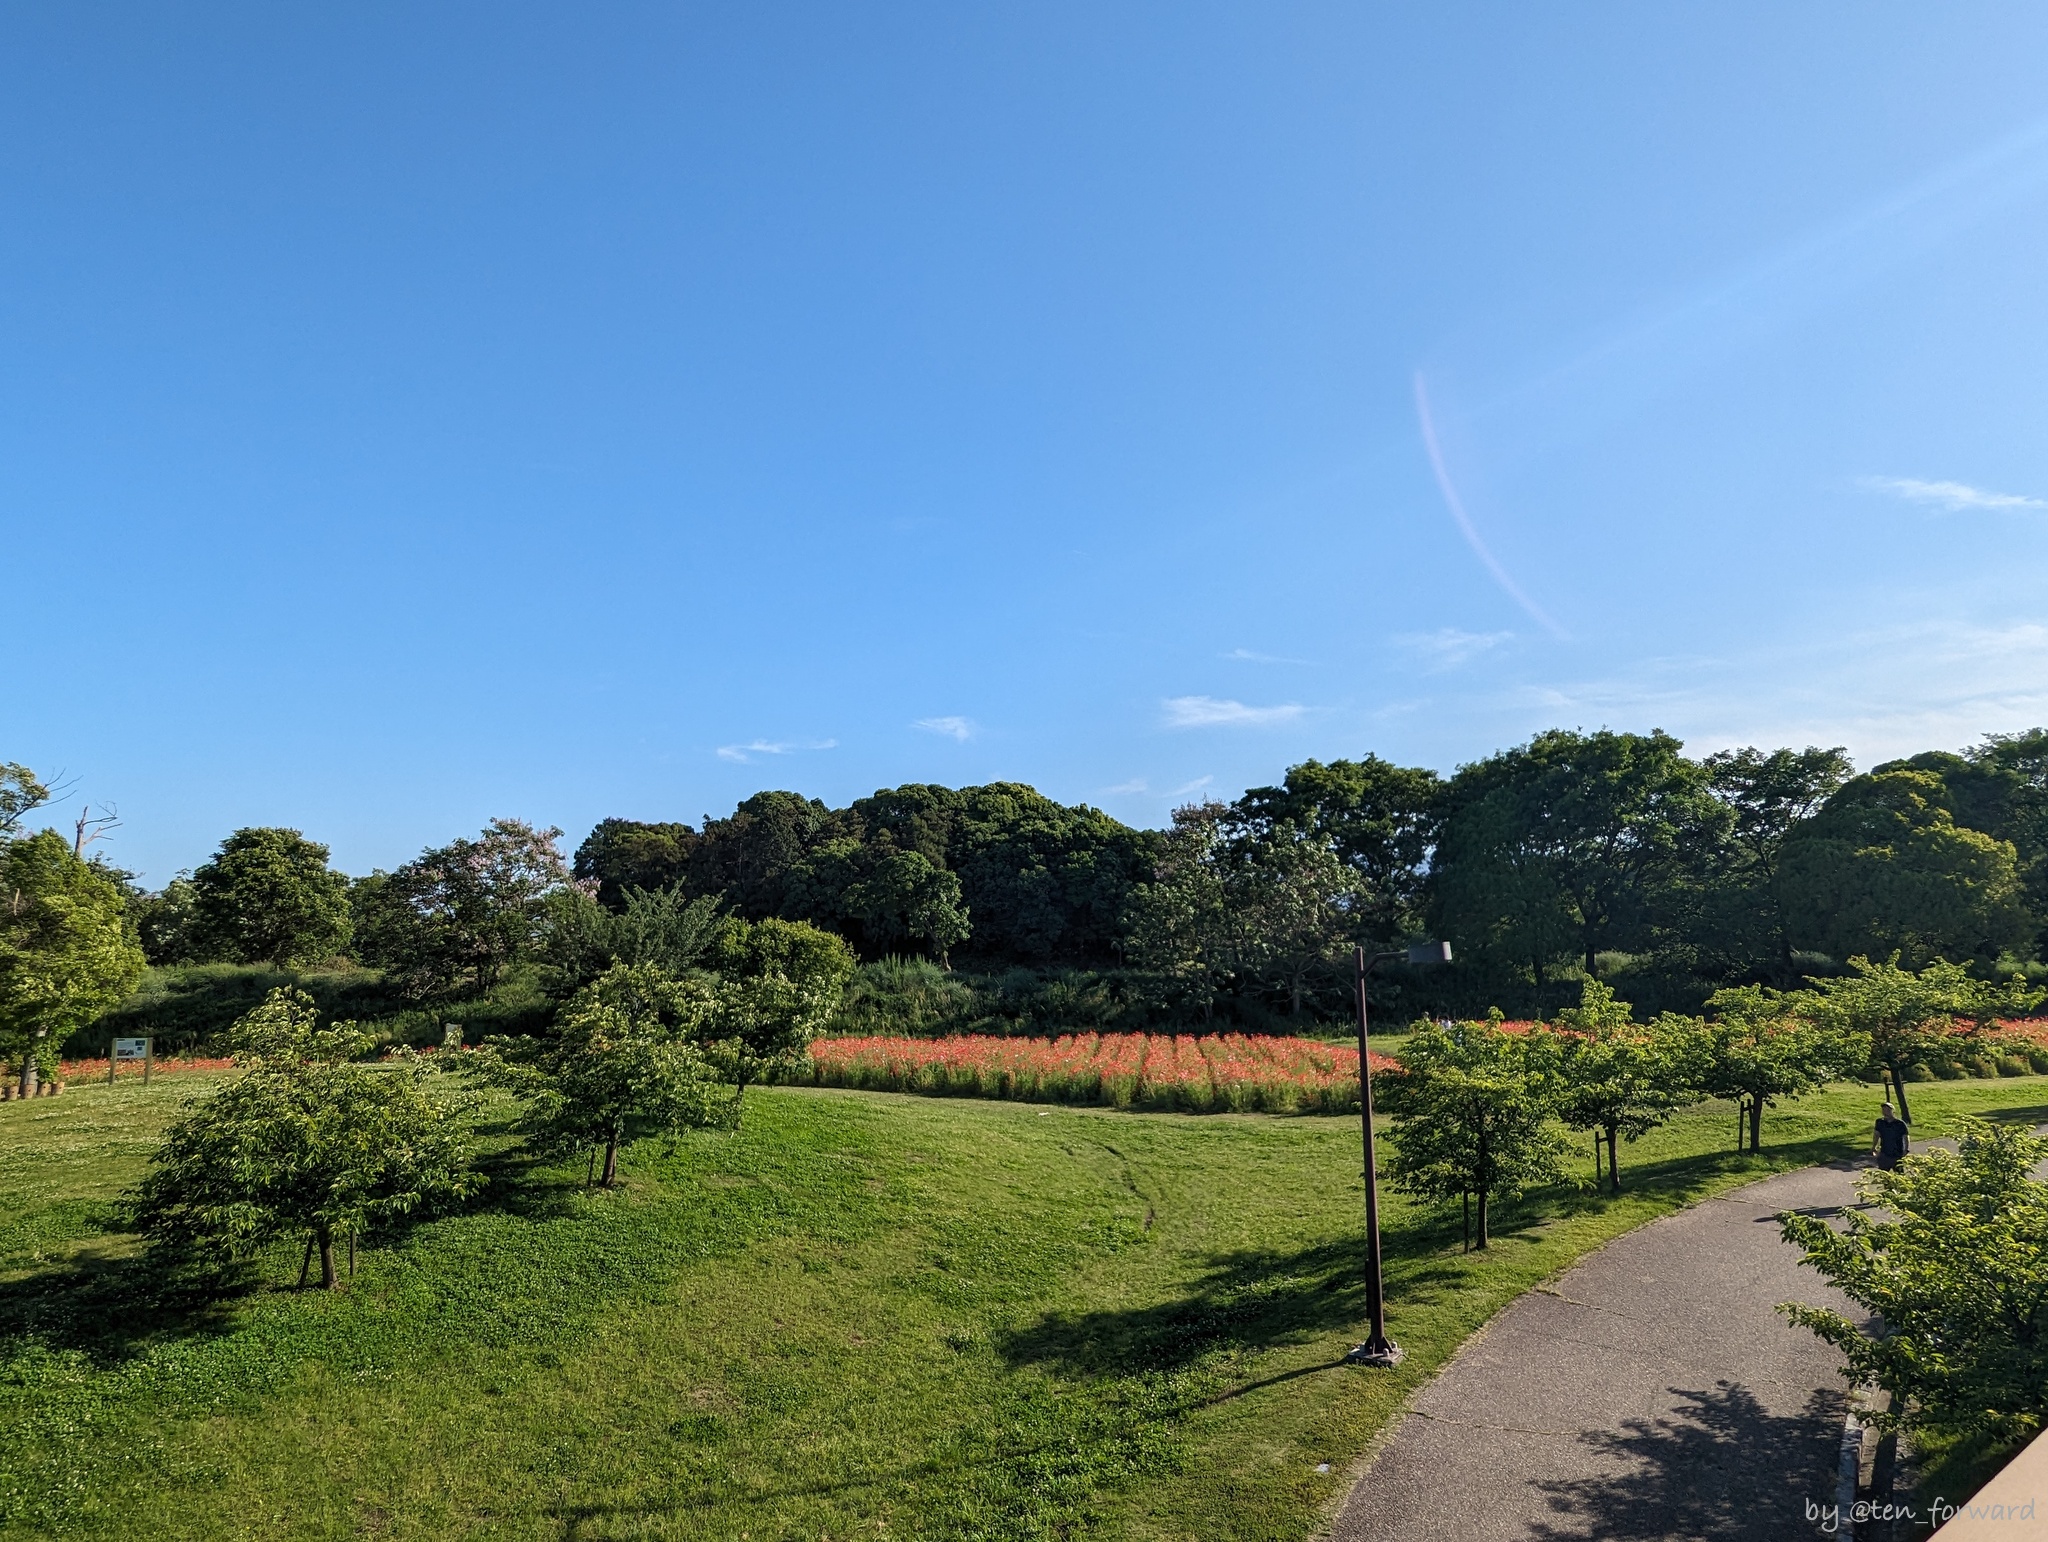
[4,1075,2047,1539]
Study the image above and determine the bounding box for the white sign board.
[113,1037,149,1060]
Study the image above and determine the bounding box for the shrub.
[1780,1119,2048,1447]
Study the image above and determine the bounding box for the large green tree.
[572,818,698,910]
[1234,755,1440,946]
[0,831,146,1096]
[188,827,351,967]
[1219,822,1367,1018]
[1775,770,2030,967]
[354,818,571,997]
[1431,729,1729,993]
[132,988,478,1287]
[1698,746,1853,979]
[1123,801,1238,1021]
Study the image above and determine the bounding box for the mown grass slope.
[4,1073,2046,1540]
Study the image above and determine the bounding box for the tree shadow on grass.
[0,1123,560,1369]
[0,1244,254,1368]
[1528,1381,1845,1541]
[996,1233,1469,1379]
[1974,1101,2048,1127]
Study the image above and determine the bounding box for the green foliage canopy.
[354,818,572,997]
[1700,984,1862,1152]
[704,917,856,1120]
[188,826,351,967]
[1550,980,1705,1191]
[1776,770,2030,968]
[1381,1017,1574,1248]
[1432,729,1730,992]
[0,830,146,1095]
[477,963,723,1186]
[132,987,478,1287]
[1780,1118,2048,1445]
[1792,955,2043,1123]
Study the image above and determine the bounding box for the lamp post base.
[1345,1338,1404,1368]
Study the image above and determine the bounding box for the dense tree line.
[1126,729,2048,1021]
[20,723,2048,1054]
[574,782,1151,967]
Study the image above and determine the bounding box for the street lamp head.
[1406,940,1453,967]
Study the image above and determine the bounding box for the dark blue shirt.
[1876,1117,1909,1161]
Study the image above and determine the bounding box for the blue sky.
[10,4,2048,884]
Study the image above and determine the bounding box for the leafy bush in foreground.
[1780,1118,2048,1445]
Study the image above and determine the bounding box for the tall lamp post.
[1346,938,1452,1367]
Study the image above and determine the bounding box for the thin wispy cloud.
[1170,775,1215,797]
[1161,695,1303,729]
[1414,374,1569,639]
[914,716,976,741]
[1100,778,1148,796]
[1221,647,1310,665]
[715,738,836,764]
[1397,627,1513,670]
[1862,476,2045,512]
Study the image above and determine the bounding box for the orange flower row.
[799,1031,1400,1115]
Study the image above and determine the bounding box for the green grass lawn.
[4,1072,2046,1541]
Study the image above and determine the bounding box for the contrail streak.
[1414,373,1567,638]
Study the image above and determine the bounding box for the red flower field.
[800,1031,1399,1115]
[53,1056,237,1083]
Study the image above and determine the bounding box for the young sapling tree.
[704,918,855,1126]
[132,988,478,1288]
[1382,1015,1573,1249]
[1793,955,2043,1124]
[1552,980,1705,1192]
[479,962,723,1185]
[1700,985,1860,1153]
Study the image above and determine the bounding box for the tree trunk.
[1290,965,1304,1017]
[586,1148,597,1187]
[348,1231,356,1279]
[600,1130,620,1186]
[1585,943,1599,979]
[1461,1190,1470,1252]
[1474,1128,1491,1248]
[317,1224,337,1290]
[1888,1063,1913,1126]
[732,1072,750,1131]
[298,1233,315,1288]
[17,1029,42,1098]
[1748,1095,1763,1154]
[1605,1123,1621,1192]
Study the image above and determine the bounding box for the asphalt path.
[1330,1160,1874,1542]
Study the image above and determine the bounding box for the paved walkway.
[1331,1160,1873,1542]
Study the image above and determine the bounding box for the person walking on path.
[1872,1101,1911,1171]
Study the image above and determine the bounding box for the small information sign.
[109,1036,154,1085]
